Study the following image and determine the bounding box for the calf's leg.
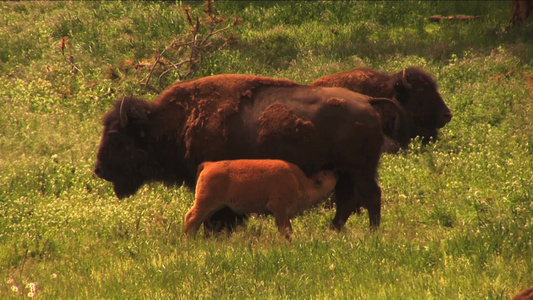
[184,200,225,236]
[267,197,293,241]
[274,213,293,241]
[203,207,248,235]
[184,208,206,235]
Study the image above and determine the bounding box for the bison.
[311,67,452,151]
[513,287,533,300]
[94,74,392,232]
[185,159,337,240]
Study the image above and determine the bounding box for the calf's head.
[393,67,452,139]
[94,97,154,199]
[309,170,338,198]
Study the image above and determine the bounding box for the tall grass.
[1,1,532,299]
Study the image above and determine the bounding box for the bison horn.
[119,97,128,128]
[402,68,413,90]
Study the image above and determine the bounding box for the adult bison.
[311,67,452,151]
[94,74,389,232]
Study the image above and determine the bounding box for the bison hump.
[154,75,301,161]
[326,97,347,107]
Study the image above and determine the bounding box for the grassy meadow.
[1,1,532,299]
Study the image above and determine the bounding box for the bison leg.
[184,208,204,235]
[353,175,382,228]
[267,199,293,241]
[184,202,226,236]
[274,212,293,241]
[331,173,382,230]
[330,174,359,231]
[203,207,248,235]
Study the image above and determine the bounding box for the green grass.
[1,1,532,299]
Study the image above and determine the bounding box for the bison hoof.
[329,222,343,232]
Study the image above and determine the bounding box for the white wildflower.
[11,285,19,293]
[26,282,37,292]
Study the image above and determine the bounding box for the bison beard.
[95,74,388,234]
[112,177,144,199]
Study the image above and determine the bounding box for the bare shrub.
[138,1,242,93]
[59,36,85,78]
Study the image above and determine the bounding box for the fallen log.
[429,15,483,22]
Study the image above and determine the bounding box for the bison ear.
[401,68,413,89]
[118,97,151,128]
[393,69,412,104]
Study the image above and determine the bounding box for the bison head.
[393,67,452,142]
[94,97,155,199]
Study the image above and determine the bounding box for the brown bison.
[185,159,337,239]
[311,67,452,151]
[94,74,391,232]
[512,287,533,300]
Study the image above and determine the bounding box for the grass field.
[1,1,532,299]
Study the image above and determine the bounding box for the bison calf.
[184,159,337,240]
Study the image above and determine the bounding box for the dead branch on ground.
[429,15,483,22]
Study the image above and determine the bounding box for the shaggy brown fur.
[184,159,337,240]
[150,74,299,160]
[257,103,317,147]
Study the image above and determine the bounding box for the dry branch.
[59,37,85,78]
[139,1,241,92]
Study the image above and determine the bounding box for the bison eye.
[104,137,133,153]
[314,178,323,186]
[107,135,124,147]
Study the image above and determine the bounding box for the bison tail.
[196,162,208,181]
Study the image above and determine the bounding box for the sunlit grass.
[1,1,532,299]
